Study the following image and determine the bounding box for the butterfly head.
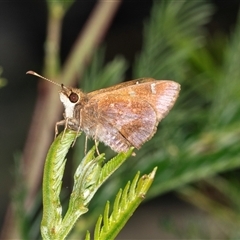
[59,85,82,118]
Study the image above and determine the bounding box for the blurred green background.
[1,0,240,239]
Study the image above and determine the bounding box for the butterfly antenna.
[26,70,61,87]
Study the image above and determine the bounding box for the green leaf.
[59,146,103,239]
[91,168,157,240]
[41,130,80,239]
[41,127,133,239]
[96,148,134,188]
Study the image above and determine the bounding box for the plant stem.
[61,0,122,85]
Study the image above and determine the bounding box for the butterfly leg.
[55,119,66,139]
[95,139,100,155]
[93,125,101,155]
[71,124,81,147]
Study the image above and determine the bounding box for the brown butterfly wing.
[90,79,180,121]
[87,80,180,152]
[96,95,158,152]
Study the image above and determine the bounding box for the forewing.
[90,79,180,121]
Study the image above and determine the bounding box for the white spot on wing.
[150,83,156,94]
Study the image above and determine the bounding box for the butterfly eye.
[69,92,79,103]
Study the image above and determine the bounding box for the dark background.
[0,0,240,238]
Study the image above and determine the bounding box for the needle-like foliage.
[41,130,135,239]
[90,168,157,240]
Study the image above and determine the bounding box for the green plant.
[3,0,240,239]
[40,130,156,239]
